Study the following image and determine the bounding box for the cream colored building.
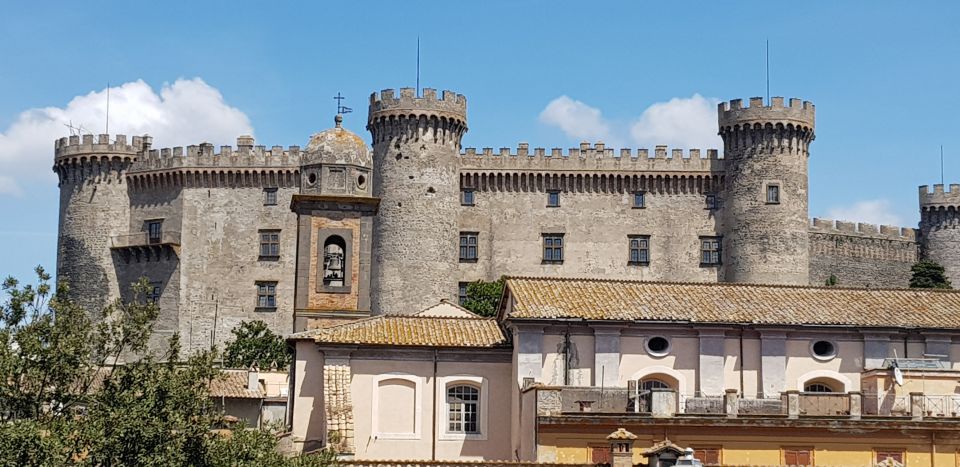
[289,279,960,465]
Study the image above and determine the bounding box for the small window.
[461,189,475,206]
[693,448,721,466]
[633,191,646,209]
[705,194,718,210]
[766,184,780,204]
[458,282,469,306]
[145,283,161,304]
[629,235,650,265]
[147,220,163,244]
[542,234,564,264]
[322,236,346,288]
[646,336,671,356]
[263,188,278,206]
[259,230,280,259]
[589,444,612,464]
[811,340,837,360]
[256,281,277,310]
[783,447,813,466]
[700,236,721,266]
[875,449,904,465]
[547,191,560,207]
[459,232,478,262]
[447,385,479,434]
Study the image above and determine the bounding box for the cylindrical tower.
[919,184,960,285]
[53,133,142,313]
[718,97,815,285]
[367,88,467,314]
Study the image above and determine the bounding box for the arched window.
[804,382,836,393]
[322,236,346,287]
[640,379,671,391]
[447,385,480,434]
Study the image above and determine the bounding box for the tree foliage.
[461,277,505,317]
[909,260,953,289]
[0,267,334,466]
[222,320,292,369]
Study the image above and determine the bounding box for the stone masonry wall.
[177,184,299,353]
[919,184,960,286]
[808,219,918,288]
[458,176,723,285]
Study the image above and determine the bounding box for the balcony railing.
[534,385,960,421]
[110,231,181,249]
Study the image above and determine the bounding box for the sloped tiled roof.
[209,370,263,399]
[503,277,960,329]
[312,314,507,348]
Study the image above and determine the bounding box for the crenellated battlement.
[718,96,815,129]
[368,87,467,121]
[128,136,302,173]
[460,142,722,173]
[809,218,917,241]
[54,134,146,161]
[919,184,960,208]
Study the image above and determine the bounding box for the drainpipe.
[432,349,438,460]
[931,431,936,467]
[739,327,745,396]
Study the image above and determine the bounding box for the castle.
[53,88,960,352]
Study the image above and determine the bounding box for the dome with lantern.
[302,115,371,168]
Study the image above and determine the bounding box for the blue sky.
[1,1,959,283]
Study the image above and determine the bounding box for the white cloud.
[0,78,253,196]
[538,96,613,144]
[538,94,722,150]
[826,200,903,226]
[629,94,722,150]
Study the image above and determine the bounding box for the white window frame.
[437,375,488,441]
[372,373,423,440]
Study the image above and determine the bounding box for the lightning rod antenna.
[766,40,770,102]
[105,82,110,135]
[941,145,945,186]
[416,36,421,97]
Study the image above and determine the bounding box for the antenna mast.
[105,83,110,134]
[765,40,770,102]
[941,145,945,185]
[416,36,421,97]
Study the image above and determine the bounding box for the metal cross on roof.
[334,92,352,116]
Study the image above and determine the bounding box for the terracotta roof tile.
[504,277,960,329]
[209,370,263,399]
[313,315,507,347]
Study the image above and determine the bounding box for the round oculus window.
[357,174,367,188]
[307,172,318,185]
[811,340,837,360]
[646,336,671,356]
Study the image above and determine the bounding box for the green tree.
[0,267,334,466]
[461,277,505,317]
[909,260,953,289]
[825,274,838,287]
[222,320,292,369]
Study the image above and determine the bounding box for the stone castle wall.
[808,219,918,288]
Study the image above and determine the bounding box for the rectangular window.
[589,444,612,464]
[461,189,475,206]
[783,447,812,466]
[447,385,479,434]
[629,235,650,265]
[459,232,478,262]
[147,220,163,244]
[458,282,469,306]
[145,283,162,304]
[705,194,718,210]
[547,191,560,207]
[263,188,278,206]
[542,234,564,263]
[259,230,280,258]
[256,282,277,309]
[693,448,721,466]
[875,449,904,465]
[633,191,646,209]
[766,184,780,204]
[700,236,721,266]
